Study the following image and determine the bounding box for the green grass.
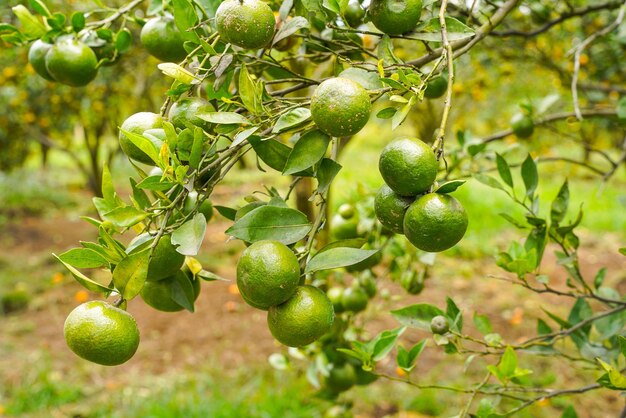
[0,355,325,418]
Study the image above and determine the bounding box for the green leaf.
[316,158,342,194]
[214,205,237,221]
[474,173,508,193]
[499,346,517,378]
[12,5,46,38]
[495,153,513,188]
[412,17,475,42]
[521,154,538,199]
[593,267,607,290]
[391,96,414,130]
[172,0,199,41]
[101,206,148,228]
[396,340,426,372]
[435,180,465,194]
[473,313,493,335]
[317,238,366,253]
[391,304,445,330]
[70,12,85,32]
[372,327,405,361]
[305,247,379,274]
[28,0,52,17]
[169,271,196,312]
[101,163,117,205]
[53,254,113,294]
[172,213,207,255]
[446,297,463,332]
[198,112,250,125]
[248,136,290,172]
[112,249,150,300]
[619,248,626,256]
[273,15,309,45]
[594,307,626,340]
[618,335,626,358]
[377,35,401,66]
[272,107,311,133]
[119,129,160,164]
[550,180,569,224]
[617,97,626,120]
[115,28,132,53]
[537,319,552,335]
[239,63,264,115]
[189,127,204,169]
[158,63,198,84]
[226,205,312,245]
[130,178,151,210]
[58,248,109,269]
[475,399,496,418]
[135,175,176,191]
[376,107,397,119]
[561,405,578,418]
[597,358,626,389]
[283,130,330,175]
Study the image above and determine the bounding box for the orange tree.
[2,0,626,416]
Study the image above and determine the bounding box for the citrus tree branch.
[406,0,520,67]
[491,0,625,37]
[432,0,455,161]
[87,0,146,28]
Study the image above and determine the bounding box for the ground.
[1,200,624,417]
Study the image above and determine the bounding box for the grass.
[0,353,325,418]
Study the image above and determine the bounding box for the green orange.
[236,240,300,310]
[374,184,415,234]
[140,16,187,62]
[326,362,357,392]
[430,315,450,334]
[28,40,55,81]
[311,77,371,137]
[168,97,215,131]
[378,137,438,196]
[341,286,368,313]
[267,285,334,347]
[511,113,534,138]
[119,112,164,165]
[45,38,98,87]
[183,191,213,222]
[327,286,345,314]
[215,0,276,49]
[403,193,468,252]
[369,0,422,35]
[424,74,448,99]
[331,214,360,240]
[343,1,366,28]
[64,301,140,366]
[140,270,201,312]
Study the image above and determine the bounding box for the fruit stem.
[113,297,125,308]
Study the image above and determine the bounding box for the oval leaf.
[283,130,330,175]
[226,206,312,245]
[305,247,379,274]
[112,249,149,300]
[391,303,445,330]
[172,213,207,256]
[53,254,113,294]
[58,247,109,269]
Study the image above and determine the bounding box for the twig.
[571,3,626,120]
[502,383,602,416]
[431,0,455,161]
[87,0,145,28]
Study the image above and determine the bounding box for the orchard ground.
[0,124,625,417]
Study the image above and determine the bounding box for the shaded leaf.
[283,130,330,175]
[391,304,445,330]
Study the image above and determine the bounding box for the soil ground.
[1,210,625,417]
